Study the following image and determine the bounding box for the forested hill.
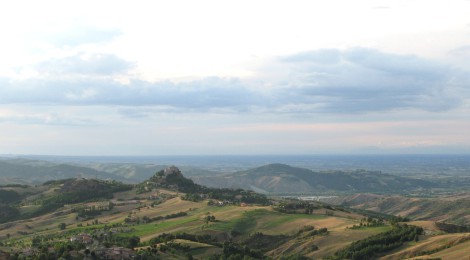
[137,166,270,204]
[0,178,132,223]
[191,163,437,194]
[0,159,126,184]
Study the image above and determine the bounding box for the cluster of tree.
[148,232,219,246]
[295,225,328,238]
[42,178,76,186]
[348,208,409,224]
[0,189,23,223]
[136,245,160,260]
[329,224,424,260]
[0,189,22,204]
[279,255,311,260]
[73,203,112,220]
[436,222,470,233]
[349,217,386,229]
[10,233,140,259]
[100,235,140,249]
[4,221,140,252]
[182,193,202,202]
[0,184,29,188]
[189,186,270,205]
[204,215,216,224]
[23,179,131,219]
[242,232,291,253]
[159,241,191,252]
[0,205,20,223]
[147,232,276,259]
[8,240,88,260]
[217,241,264,259]
[275,201,324,214]
[297,225,315,234]
[305,227,328,237]
[136,241,195,260]
[144,211,188,223]
[137,168,197,194]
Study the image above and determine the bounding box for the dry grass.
[267,225,390,259]
[407,221,441,234]
[380,233,470,260]
[430,239,470,260]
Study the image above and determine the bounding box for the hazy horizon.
[4,154,470,174]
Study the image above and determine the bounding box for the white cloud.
[37,53,134,76]
[0,48,468,116]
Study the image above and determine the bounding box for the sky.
[1,0,470,155]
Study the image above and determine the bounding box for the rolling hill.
[329,193,470,225]
[0,166,469,259]
[192,163,437,194]
[0,157,221,184]
[0,158,127,184]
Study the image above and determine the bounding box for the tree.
[205,215,216,224]
[58,223,66,230]
[128,236,140,249]
[32,237,41,247]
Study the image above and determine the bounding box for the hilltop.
[137,166,270,205]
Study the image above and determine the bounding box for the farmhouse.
[95,247,136,260]
[70,233,93,244]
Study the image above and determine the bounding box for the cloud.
[0,110,93,125]
[0,77,263,112]
[280,49,341,64]
[278,48,465,113]
[48,26,121,47]
[36,53,134,76]
[1,48,468,115]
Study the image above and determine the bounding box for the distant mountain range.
[0,159,444,194]
[0,159,125,184]
[191,163,437,194]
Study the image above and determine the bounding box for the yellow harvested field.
[275,216,354,232]
[430,239,470,259]
[380,233,470,260]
